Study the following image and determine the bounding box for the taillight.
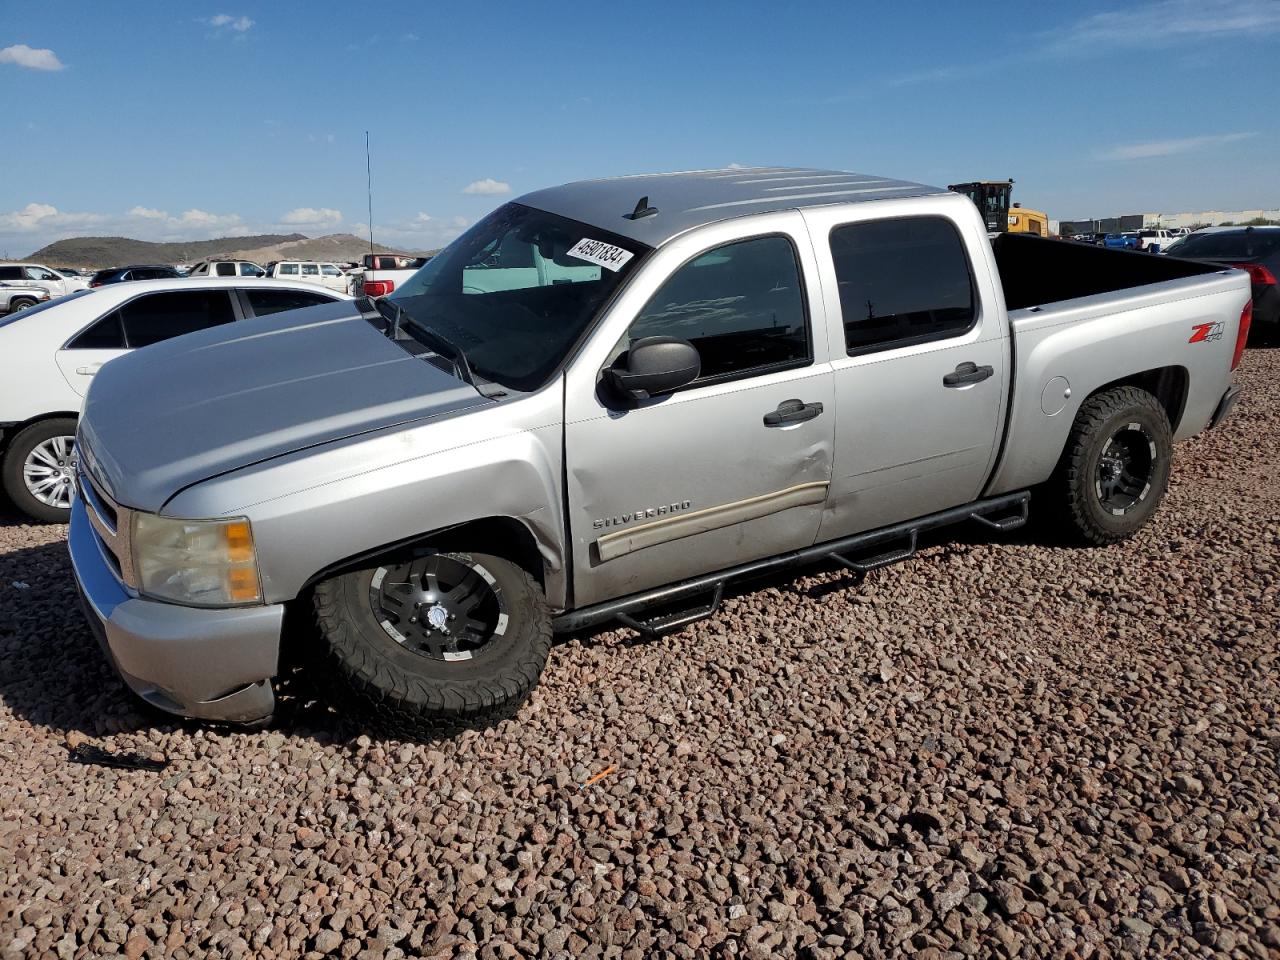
[1232,300,1252,371]
[363,279,394,297]
[1229,262,1277,286]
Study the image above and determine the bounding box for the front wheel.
[1046,386,1172,545]
[7,297,38,312]
[311,551,552,737]
[2,418,79,523]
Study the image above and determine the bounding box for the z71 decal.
[1189,322,1225,344]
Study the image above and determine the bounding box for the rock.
[991,881,1025,917]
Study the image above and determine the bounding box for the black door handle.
[943,362,994,387]
[764,398,823,427]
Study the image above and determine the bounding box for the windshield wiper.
[373,298,506,398]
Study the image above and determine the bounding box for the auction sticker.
[567,238,634,272]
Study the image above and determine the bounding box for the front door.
[801,204,1010,539]
[565,214,835,607]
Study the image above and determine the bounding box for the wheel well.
[299,516,546,594]
[0,412,80,451]
[1087,365,1188,432]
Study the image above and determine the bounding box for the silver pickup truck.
[68,167,1251,735]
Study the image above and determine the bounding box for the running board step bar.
[553,490,1031,636]
[616,583,724,639]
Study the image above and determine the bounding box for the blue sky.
[1,0,1277,255]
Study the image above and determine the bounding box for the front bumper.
[68,495,284,723]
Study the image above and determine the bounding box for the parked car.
[0,283,52,315]
[89,265,183,287]
[265,260,350,293]
[1136,229,1177,253]
[0,279,350,521]
[1166,226,1280,334]
[0,262,89,298]
[187,260,266,278]
[54,267,87,279]
[1102,233,1140,250]
[354,253,429,298]
[66,166,1250,734]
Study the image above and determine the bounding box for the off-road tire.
[1046,386,1172,545]
[2,417,78,523]
[312,552,552,737]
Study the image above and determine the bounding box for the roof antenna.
[624,196,658,220]
[366,131,375,258]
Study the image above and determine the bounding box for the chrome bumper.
[68,494,284,723]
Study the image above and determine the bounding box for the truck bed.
[992,233,1221,310]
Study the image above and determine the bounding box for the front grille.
[78,465,137,588]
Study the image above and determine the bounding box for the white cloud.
[1045,0,1278,53]
[0,203,106,232]
[0,44,64,71]
[206,13,254,32]
[279,207,343,228]
[462,178,511,196]
[1096,132,1258,161]
[128,206,168,220]
[413,212,434,223]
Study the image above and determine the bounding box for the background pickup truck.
[69,167,1251,736]
[0,283,51,315]
[354,253,430,298]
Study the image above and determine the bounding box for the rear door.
[801,200,1010,540]
[564,213,835,606]
[55,289,240,395]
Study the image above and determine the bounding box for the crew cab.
[0,262,89,298]
[68,167,1250,735]
[187,260,266,279]
[354,253,430,298]
[0,279,349,522]
[1137,228,1177,253]
[265,261,350,293]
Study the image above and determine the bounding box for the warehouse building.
[1060,207,1280,236]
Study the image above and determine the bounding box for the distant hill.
[25,232,428,269]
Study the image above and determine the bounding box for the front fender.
[164,386,568,608]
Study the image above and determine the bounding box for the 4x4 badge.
[1189,322,1224,343]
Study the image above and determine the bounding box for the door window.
[829,217,976,355]
[66,312,126,349]
[244,288,334,316]
[115,290,236,347]
[279,263,299,276]
[0,267,21,280]
[625,235,809,384]
[239,262,261,277]
[321,264,341,276]
[215,262,236,277]
[301,263,320,276]
[25,267,58,281]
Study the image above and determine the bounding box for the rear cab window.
[828,216,977,355]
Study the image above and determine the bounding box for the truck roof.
[517,166,947,247]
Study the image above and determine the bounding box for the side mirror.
[604,336,700,402]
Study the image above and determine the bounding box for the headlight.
[132,514,262,607]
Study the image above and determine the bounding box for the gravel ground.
[2,349,1278,960]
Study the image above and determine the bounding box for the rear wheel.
[312,550,552,737]
[1046,386,1172,545]
[2,418,78,523]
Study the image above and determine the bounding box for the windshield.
[1168,231,1280,260]
[388,203,649,391]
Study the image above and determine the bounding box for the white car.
[0,278,350,521]
[354,253,430,299]
[0,262,90,298]
[186,260,266,278]
[265,261,350,293]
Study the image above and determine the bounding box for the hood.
[80,301,491,511]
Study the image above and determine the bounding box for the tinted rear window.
[1170,232,1280,260]
[119,290,236,347]
[244,288,335,316]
